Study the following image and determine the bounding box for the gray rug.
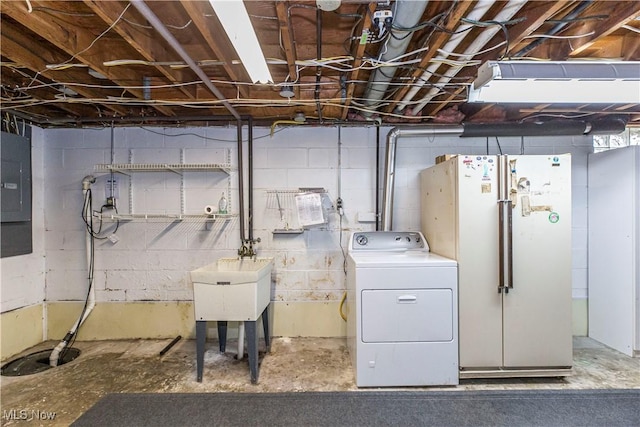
[72,389,640,427]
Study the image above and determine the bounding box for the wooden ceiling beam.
[567,2,640,57]
[180,0,250,99]
[0,19,129,117]
[82,0,197,100]
[523,1,640,59]
[425,1,571,119]
[341,2,376,120]
[1,0,176,117]
[276,1,299,98]
[461,1,569,122]
[1,68,96,118]
[383,1,474,115]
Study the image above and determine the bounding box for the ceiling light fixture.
[294,112,306,123]
[209,0,273,84]
[316,0,341,11]
[468,60,640,104]
[88,68,108,80]
[279,85,295,98]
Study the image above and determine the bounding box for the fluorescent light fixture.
[468,61,640,104]
[209,0,273,84]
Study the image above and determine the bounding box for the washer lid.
[349,251,457,267]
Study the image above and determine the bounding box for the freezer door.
[454,156,503,368]
[503,154,573,367]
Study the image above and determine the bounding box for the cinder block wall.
[1,125,591,359]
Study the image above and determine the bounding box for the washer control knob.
[355,235,368,246]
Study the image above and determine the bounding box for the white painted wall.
[41,126,591,313]
[1,127,46,312]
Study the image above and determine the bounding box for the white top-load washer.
[346,231,458,387]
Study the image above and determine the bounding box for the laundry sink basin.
[190,257,274,285]
[191,257,274,321]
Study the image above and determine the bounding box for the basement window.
[593,127,640,153]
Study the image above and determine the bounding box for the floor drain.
[1,348,81,377]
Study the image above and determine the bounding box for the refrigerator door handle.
[498,201,505,294]
[507,199,513,293]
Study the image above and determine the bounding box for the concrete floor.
[1,336,639,426]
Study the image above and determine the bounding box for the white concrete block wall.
[41,126,591,307]
[1,127,46,312]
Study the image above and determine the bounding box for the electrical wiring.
[122,17,193,30]
[622,25,640,34]
[60,186,108,363]
[545,15,608,24]
[522,31,596,39]
[139,125,287,142]
[1,91,453,121]
[82,188,119,240]
[437,41,507,58]
[46,3,132,71]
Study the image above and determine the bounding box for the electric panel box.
[1,132,32,222]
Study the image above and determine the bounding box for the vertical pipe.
[315,8,323,122]
[237,120,246,243]
[248,117,254,242]
[381,128,400,230]
[381,126,464,231]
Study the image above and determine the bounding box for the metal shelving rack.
[266,188,329,234]
[94,149,236,222]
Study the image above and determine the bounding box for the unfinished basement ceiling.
[1,0,639,127]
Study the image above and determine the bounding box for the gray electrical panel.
[1,131,32,222]
[1,130,32,257]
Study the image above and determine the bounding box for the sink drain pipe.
[50,175,98,366]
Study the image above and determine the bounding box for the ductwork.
[403,1,527,116]
[395,1,495,113]
[361,0,429,117]
[382,118,627,230]
[382,126,463,230]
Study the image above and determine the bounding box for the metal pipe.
[410,0,526,115]
[237,120,246,243]
[461,121,589,137]
[397,1,495,112]
[248,117,254,242]
[381,125,463,230]
[130,0,240,120]
[316,8,323,122]
[361,0,430,117]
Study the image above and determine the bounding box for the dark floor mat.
[72,389,640,427]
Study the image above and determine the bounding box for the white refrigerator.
[588,145,639,357]
[421,154,573,378]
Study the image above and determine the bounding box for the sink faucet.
[238,238,261,259]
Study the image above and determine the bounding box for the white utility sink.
[191,257,274,321]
